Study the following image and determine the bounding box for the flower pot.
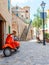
[46,39,49,43]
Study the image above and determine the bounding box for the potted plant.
[45,33,49,43]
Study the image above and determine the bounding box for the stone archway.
[0,15,6,50]
[0,20,3,50]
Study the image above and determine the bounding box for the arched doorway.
[0,20,3,50]
[0,15,6,50]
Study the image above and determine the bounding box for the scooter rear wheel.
[3,47,12,57]
[17,46,20,49]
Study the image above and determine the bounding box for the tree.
[32,17,42,28]
[32,8,43,38]
[33,8,43,28]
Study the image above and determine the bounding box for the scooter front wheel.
[3,47,12,57]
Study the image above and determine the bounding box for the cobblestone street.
[0,40,49,65]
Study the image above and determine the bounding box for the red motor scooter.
[3,34,20,57]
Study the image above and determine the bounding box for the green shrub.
[45,33,49,39]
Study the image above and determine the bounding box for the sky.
[11,0,49,20]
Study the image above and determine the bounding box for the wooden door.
[0,20,2,50]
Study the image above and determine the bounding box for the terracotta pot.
[46,39,49,43]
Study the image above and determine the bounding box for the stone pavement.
[0,40,49,65]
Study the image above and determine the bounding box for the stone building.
[12,6,30,23]
[12,13,27,39]
[12,6,33,41]
[0,0,12,49]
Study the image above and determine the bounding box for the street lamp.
[40,1,46,45]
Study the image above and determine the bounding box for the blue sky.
[11,0,49,20]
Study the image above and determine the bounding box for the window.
[16,13,18,16]
[8,0,10,11]
[26,17,28,19]
[8,26,10,34]
[21,15,23,17]
[45,24,48,28]
[16,7,18,9]
[26,10,28,13]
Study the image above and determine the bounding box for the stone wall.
[12,13,33,40]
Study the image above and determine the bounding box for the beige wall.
[0,0,12,44]
[0,0,12,34]
[12,13,27,38]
